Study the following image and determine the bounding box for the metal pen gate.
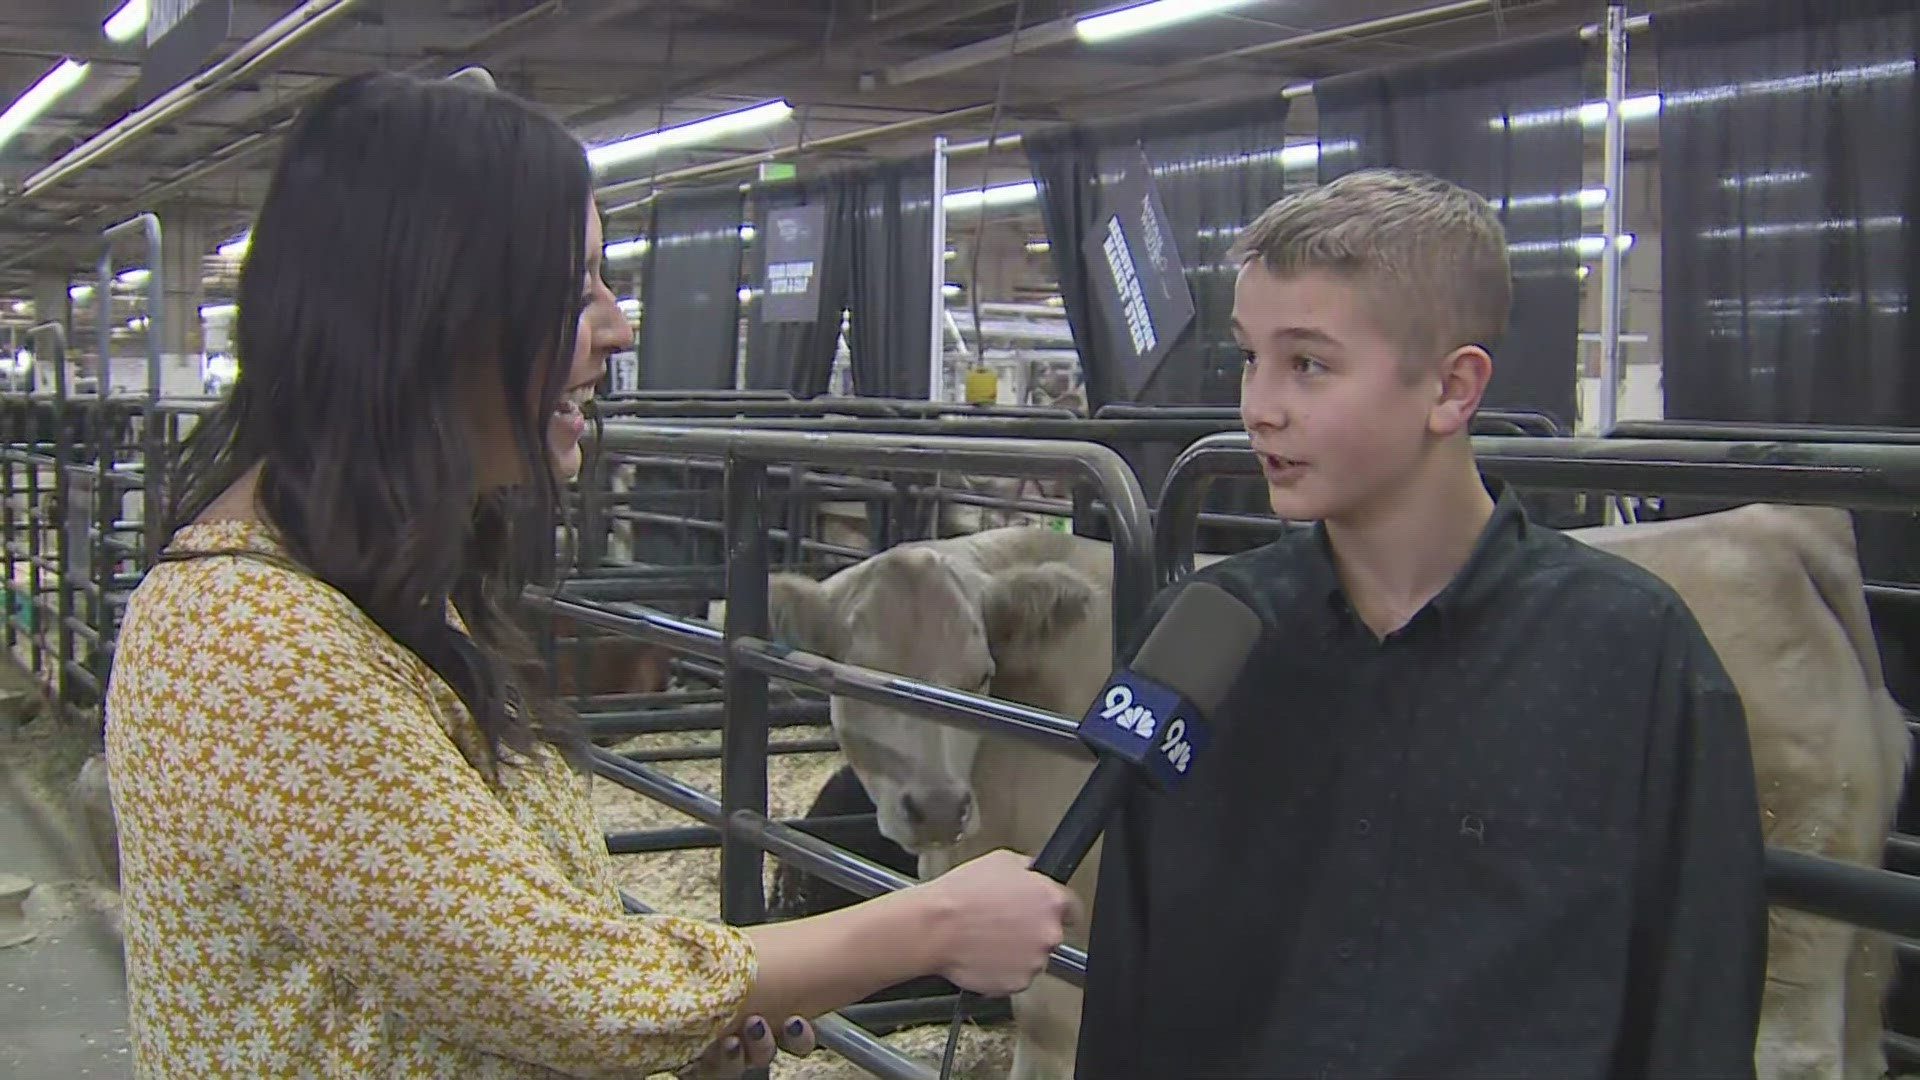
[529,422,1159,1080]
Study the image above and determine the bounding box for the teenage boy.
[1074,168,1767,1079]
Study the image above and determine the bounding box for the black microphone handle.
[940,750,1134,1078]
[1027,756,1134,884]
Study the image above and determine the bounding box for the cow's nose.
[901,787,974,841]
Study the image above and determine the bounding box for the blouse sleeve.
[161,563,756,1077]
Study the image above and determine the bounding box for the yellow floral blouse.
[104,519,757,1078]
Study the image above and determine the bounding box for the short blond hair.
[1228,168,1511,372]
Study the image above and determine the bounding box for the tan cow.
[766,509,1909,1080]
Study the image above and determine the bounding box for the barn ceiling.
[0,0,1642,306]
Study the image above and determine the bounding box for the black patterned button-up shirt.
[1075,476,1767,1080]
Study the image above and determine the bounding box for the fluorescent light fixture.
[217,234,250,258]
[1507,234,1634,259]
[1026,240,1051,253]
[737,286,755,304]
[604,237,649,262]
[1075,0,1263,44]
[943,181,1038,212]
[0,59,90,149]
[587,100,793,172]
[116,268,150,287]
[104,0,148,44]
[1494,94,1661,131]
[1277,143,1325,169]
[942,283,963,297]
[199,302,237,320]
[1698,214,1903,241]
[1719,169,1811,189]
[69,284,93,302]
[1576,233,1635,258]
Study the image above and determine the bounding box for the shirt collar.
[1298,473,1533,629]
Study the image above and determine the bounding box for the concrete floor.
[0,763,131,1078]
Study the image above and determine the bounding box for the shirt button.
[1336,940,1355,959]
[1354,818,1371,836]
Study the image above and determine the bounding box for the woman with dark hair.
[103,71,1077,1079]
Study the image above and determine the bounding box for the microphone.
[938,581,1263,1080]
[1028,580,1264,884]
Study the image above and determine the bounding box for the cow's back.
[1570,504,1906,860]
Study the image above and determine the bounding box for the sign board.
[1080,148,1195,400]
[139,0,234,107]
[611,352,639,394]
[761,204,826,323]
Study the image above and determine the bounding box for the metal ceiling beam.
[595,0,1516,210]
[562,0,1012,129]
[7,0,362,203]
[0,0,577,274]
[886,0,1498,87]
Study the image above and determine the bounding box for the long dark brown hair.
[167,71,589,765]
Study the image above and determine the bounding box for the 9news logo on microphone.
[1078,670,1207,788]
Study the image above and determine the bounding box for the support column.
[30,272,71,393]
[154,203,212,397]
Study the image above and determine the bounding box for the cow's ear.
[768,573,849,660]
[981,562,1098,674]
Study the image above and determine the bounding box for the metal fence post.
[721,451,771,931]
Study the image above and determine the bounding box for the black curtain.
[1653,0,1920,720]
[639,185,746,390]
[1315,29,1588,432]
[1657,0,1917,426]
[1025,88,1293,539]
[846,160,935,398]
[745,175,851,396]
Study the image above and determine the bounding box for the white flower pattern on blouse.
[104,519,756,1078]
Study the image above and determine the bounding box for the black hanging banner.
[745,176,851,395]
[139,0,234,106]
[1081,149,1197,401]
[1024,87,1294,417]
[1024,87,1294,544]
[762,204,827,324]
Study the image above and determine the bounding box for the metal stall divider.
[79,214,167,721]
[94,213,167,571]
[27,321,72,716]
[1154,428,1920,1069]
[524,425,1156,1079]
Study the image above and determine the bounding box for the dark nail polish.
[747,1019,766,1040]
[786,1018,806,1037]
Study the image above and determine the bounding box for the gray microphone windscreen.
[1128,580,1262,719]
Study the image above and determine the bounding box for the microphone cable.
[939,1,1025,1076]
